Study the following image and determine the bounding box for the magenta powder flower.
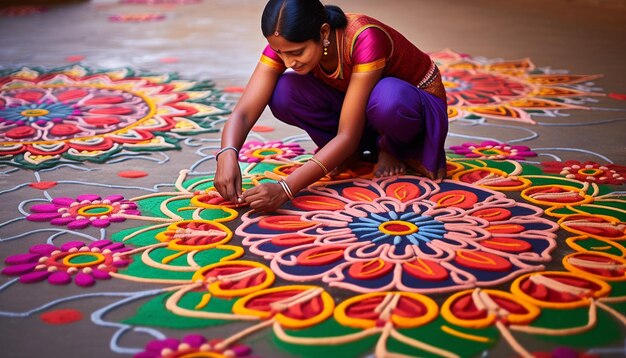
[237,140,305,163]
[449,141,537,160]
[27,194,139,229]
[541,160,626,185]
[135,334,256,358]
[1,240,131,286]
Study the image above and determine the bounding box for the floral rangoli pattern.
[434,49,603,123]
[0,65,231,169]
[0,148,615,358]
[238,176,558,294]
[0,53,624,358]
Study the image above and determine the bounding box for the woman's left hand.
[241,182,289,212]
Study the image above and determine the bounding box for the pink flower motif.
[135,334,256,358]
[27,194,139,229]
[237,140,305,163]
[541,160,626,185]
[237,176,558,294]
[449,141,537,160]
[1,240,131,286]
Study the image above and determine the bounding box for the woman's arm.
[242,68,384,211]
[214,62,282,202]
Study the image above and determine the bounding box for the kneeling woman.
[215,0,448,212]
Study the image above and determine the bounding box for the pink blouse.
[260,13,435,93]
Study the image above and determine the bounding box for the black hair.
[261,0,347,43]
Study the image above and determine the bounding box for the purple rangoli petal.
[48,271,72,285]
[20,270,51,283]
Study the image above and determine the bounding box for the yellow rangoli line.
[216,245,245,261]
[142,246,198,272]
[161,250,187,265]
[590,245,614,251]
[441,325,491,343]
[195,293,212,310]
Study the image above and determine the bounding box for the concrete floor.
[0,0,625,357]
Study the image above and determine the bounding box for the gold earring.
[323,38,330,56]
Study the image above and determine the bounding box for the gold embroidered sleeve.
[352,58,386,73]
[259,55,286,71]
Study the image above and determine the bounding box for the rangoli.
[0,65,231,169]
[4,148,624,357]
[0,54,624,358]
[434,49,603,124]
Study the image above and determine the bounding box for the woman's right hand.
[214,150,242,203]
[213,62,283,203]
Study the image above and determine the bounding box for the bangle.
[215,146,238,161]
[278,179,294,200]
[309,157,329,175]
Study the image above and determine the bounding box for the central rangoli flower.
[238,176,559,293]
[350,212,444,247]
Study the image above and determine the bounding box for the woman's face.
[266,35,323,74]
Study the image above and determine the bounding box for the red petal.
[118,170,148,178]
[385,182,421,202]
[403,258,449,281]
[296,246,345,266]
[87,107,134,115]
[82,116,121,127]
[291,195,345,211]
[271,233,317,247]
[342,187,379,202]
[5,126,37,139]
[15,90,44,102]
[50,124,81,137]
[57,89,89,102]
[84,96,126,105]
[258,215,317,231]
[480,237,532,253]
[29,181,58,190]
[430,190,478,209]
[454,250,512,271]
[348,259,393,280]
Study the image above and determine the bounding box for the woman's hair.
[261,0,347,43]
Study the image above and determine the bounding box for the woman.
[215,0,448,212]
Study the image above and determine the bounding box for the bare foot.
[375,151,406,177]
